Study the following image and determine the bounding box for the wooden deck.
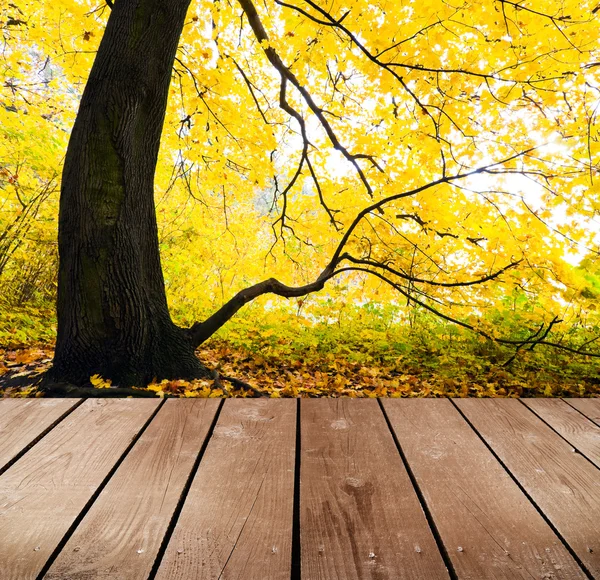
[0,398,599,579]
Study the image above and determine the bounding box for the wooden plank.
[45,399,220,580]
[0,399,80,471]
[155,399,296,580]
[522,398,600,469]
[565,398,600,427]
[0,398,160,580]
[456,398,600,577]
[383,399,587,580]
[300,399,449,580]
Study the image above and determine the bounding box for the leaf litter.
[1,340,598,398]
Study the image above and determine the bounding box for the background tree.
[1,0,599,387]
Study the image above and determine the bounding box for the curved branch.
[187,269,336,347]
[187,249,600,361]
[337,266,600,358]
[342,254,523,288]
[326,146,538,269]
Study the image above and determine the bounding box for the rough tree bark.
[49,0,209,387]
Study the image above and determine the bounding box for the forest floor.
[1,340,598,398]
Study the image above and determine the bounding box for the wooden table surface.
[0,397,598,579]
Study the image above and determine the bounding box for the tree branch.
[237,0,381,198]
[186,148,539,348]
[343,254,522,288]
[187,269,336,347]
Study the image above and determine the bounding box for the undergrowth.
[1,302,598,397]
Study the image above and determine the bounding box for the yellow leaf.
[90,374,112,389]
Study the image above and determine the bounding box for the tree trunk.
[50,0,208,386]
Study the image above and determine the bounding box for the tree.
[2,0,599,387]
[50,0,205,386]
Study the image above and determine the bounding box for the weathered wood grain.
[383,398,587,580]
[522,398,600,469]
[2,398,598,580]
[0,398,80,472]
[44,399,220,580]
[565,398,600,427]
[300,399,449,580]
[155,399,296,580]
[0,398,160,580]
[456,398,600,577]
